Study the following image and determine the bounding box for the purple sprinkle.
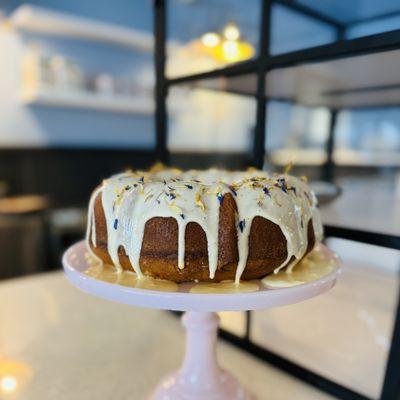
[217,193,224,204]
[229,186,237,196]
[263,187,270,197]
[276,179,287,193]
[169,193,176,200]
[113,219,118,230]
[238,219,246,233]
[275,179,287,193]
[185,184,193,190]
[138,176,144,183]
[180,214,185,220]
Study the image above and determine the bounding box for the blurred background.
[0,1,399,399]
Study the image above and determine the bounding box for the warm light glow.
[223,22,240,41]
[222,40,240,62]
[201,32,220,47]
[0,376,18,393]
[195,22,254,63]
[0,358,32,395]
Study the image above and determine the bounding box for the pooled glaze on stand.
[86,168,323,283]
[262,244,339,288]
[83,245,336,294]
[84,253,178,292]
[190,280,259,294]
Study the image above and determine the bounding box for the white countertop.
[0,272,335,400]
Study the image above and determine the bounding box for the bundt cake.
[86,167,323,283]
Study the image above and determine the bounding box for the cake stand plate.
[63,241,341,400]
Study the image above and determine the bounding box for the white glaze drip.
[85,186,102,263]
[91,212,96,246]
[177,219,187,269]
[86,169,323,283]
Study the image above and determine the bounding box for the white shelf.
[10,5,153,53]
[21,90,154,115]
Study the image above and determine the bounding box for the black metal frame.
[219,328,371,400]
[153,1,400,399]
[324,226,400,400]
[154,0,168,164]
[158,1,400,172]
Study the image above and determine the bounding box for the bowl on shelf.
[309,181,342,205]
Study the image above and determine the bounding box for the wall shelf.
[21,90,154,115]
[10,5,153,52]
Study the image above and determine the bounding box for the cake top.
[87,167,323,283]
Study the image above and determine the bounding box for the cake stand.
[63,241,341,400]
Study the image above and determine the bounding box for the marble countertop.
[0,272,335,400]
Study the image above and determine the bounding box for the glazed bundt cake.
[86,168,323,283]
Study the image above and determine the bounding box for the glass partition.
[166,0,261,78]
[251,238,400,399]
[334,108,400,166]
[270,3,337,55]
[167,79,256,160]
[265,101,330,166]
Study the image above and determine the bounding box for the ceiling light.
[201,32,220,47]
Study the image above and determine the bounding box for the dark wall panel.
[0,149,157,207]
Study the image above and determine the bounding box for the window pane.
[168,83,256,154]
[346,15,400,39]
[251,238,400,399]
[270,1,400,55]
[270,4,337,55]
[167,0,261,78]
[265,101,330,166]
[295,0,400,24]
[334,109,400,166]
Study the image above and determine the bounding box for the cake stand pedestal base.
[151,311,254,400]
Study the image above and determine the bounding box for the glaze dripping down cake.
[86,167,323,283]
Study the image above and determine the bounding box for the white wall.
[0,29,155,149]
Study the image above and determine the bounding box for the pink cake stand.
[63,241,341,400]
